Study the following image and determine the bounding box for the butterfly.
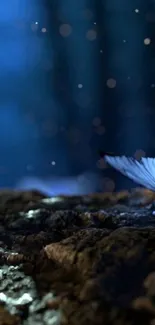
[99,151,155,191]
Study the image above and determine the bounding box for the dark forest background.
[0,0,155,193]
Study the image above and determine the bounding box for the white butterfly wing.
[104,155,155,191]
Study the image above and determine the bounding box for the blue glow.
[16,173,99,195]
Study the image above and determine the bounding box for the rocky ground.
[1,188,155,324]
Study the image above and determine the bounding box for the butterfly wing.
[104,155,155,191]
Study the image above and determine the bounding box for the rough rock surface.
[1,188,155,324]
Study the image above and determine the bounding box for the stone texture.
[0,188,155,324]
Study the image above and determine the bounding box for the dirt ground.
[1,188,155,324]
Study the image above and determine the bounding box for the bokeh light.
[144,38,151,45]
[134,150,146,160]
[86,29,97,41]
[92,117,101,127]
[59,24,72,37]
[106,78,117,88]
[101,177,115,192]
